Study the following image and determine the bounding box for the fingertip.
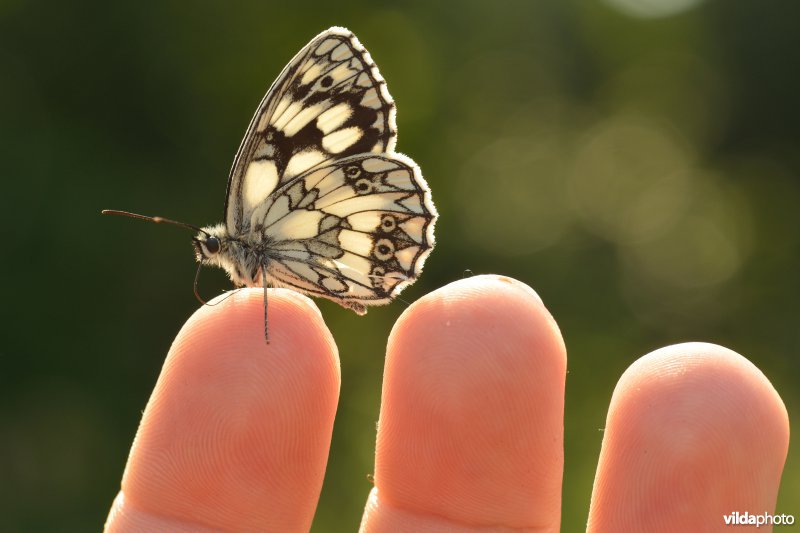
[371,275,566,529]
[182,287,333,357]
[389,274,561,362]
[589,343,789,532]
[612,342,789,453]
[116,288,340,532]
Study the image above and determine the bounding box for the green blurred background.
[2,0,798,530]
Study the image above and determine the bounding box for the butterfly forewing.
[225,27,397,234]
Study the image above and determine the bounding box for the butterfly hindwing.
[225,27,397,234]
[253,153,436,309]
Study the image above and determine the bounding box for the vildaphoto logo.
[723,511,795,527]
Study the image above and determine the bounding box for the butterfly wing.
[225,27,397,234]
[254,154,436,311]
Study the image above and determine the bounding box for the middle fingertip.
[372,275,566,530]
[389,275,560,358]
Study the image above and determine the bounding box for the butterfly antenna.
[101,210,211,237]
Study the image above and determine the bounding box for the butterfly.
[103,27,437,341]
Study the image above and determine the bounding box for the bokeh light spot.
[568,114,693,245]
[457,135,571,257]
[602,0,705,19]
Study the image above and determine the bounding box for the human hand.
[104,275,789,532]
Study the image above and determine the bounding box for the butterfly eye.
[205,236,220,255]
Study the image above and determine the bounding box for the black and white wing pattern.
[222,27,436,312]
[256,154,436,313]
[225,27,398,234]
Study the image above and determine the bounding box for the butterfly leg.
[262,263,270,344]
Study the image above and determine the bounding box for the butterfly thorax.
[194,223,274,287]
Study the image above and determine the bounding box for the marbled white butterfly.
[104,27,437,341]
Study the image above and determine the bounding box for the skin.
[104,275,790,532]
